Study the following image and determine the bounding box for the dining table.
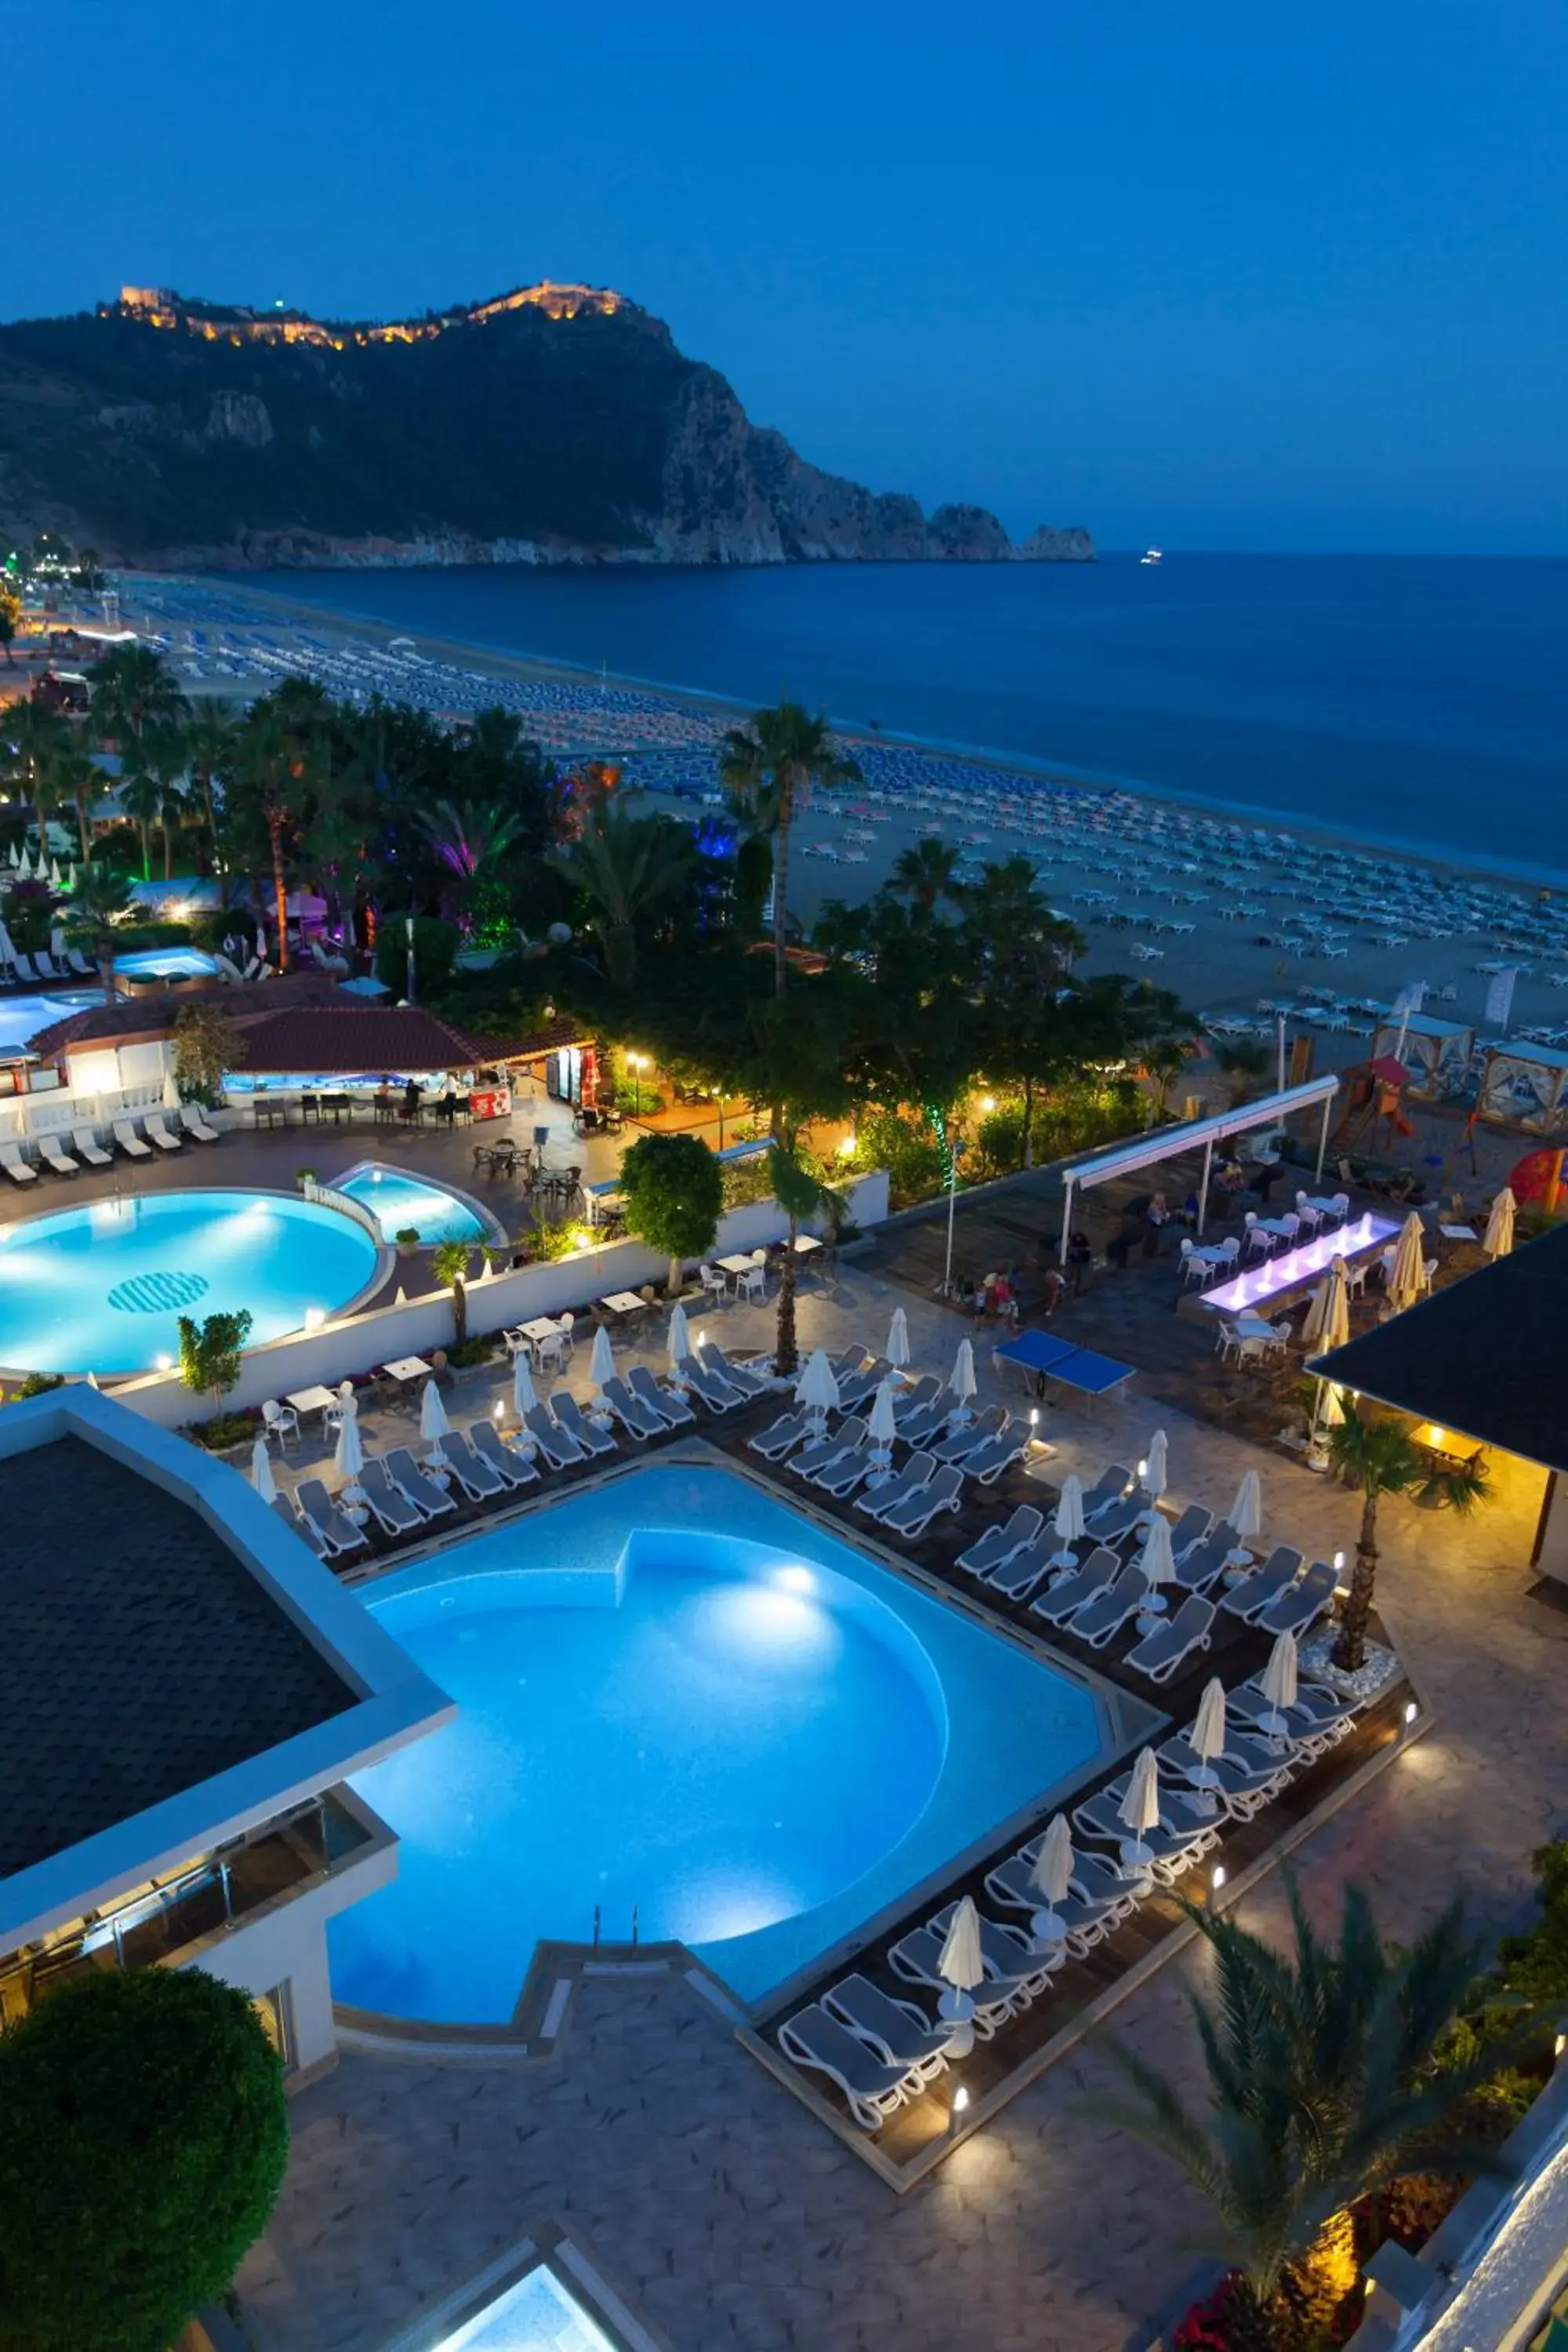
[382,1356,433,1385]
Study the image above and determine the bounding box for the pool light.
[1403,1699,1419,1726]
[154,1353,172,1371]
[776,1565,815,1595]
[303,1306,325,1330]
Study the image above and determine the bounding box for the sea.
[257,554,1568,879]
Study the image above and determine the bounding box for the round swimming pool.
[0,1189,383,1375]
[114,948,221,982]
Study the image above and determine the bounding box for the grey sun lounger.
[355,1461,426,1538]
[1081,1464,1134,1520]
[1219,1545,1304,1623]
[986,1539,1056,1602]
[892,1375,942,1425]
[931,1406,1007,1466]
[601,1374,665,1439]
[982,1854,1128,1952]
[38,1137,80,1175]
[748,1406,814,1460]
[470,1420,540,1489]
[812,1444,880,1499]
[1123,1594,1214,1682]
[836,1356,895,1411]
[880,1463,963,1537]
[822,1973,951,2082]
[957,1504,1044,1579]
[678,1356,746,1411]
[627,1365,695,1428]
[777,2004,915,2130]
[1231,1677,1356,1753]
[886,1926,1023,2038]
[1165,1503,1214,1559]
[792,1417,867,1481]
[552,1392,618,1456]
[293,1478,368,1557]
[1258,1559,1337,1637]
[71,1127,113,1167]
[273,1490,328,1557]
[961,1425,1029,1484]
[180,1102,221,1142]
[1029,1546,1118,1624]
[855,1450,935,1520]
[524,1403,586,1468]
[1070,1789,1218,1886]
[1068,1566,1151,1648]
[439,1427,507,1501]
[697,1341,771,1399]
[385,1447,458,1519]
[930,1899,1062,2000]
[1158,1733,1288,1817]
[112,1121,152,1159]
[1172,1534,1233,1595]
[895,1397,953,1446]
[1084,1490,1152,1547]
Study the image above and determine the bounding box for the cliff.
[0,284,1095,571]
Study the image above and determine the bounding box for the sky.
[3,0,1565,554]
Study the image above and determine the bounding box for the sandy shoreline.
[114,571,1568,1052]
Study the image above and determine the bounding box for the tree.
[373,913,459,999]
[1326,1404,1486,1671]
[143,720,190,878]
[53,743,104,864]
[1098,1877,1526,2342]
[115,764,164,881]
[90,642,188,748]
[0,584,20,662]
[430,1239,473,1346]
[767,1140,847,1377]
[0,1966,288,2352]
[172,1000,242,1103]
[183,703,235,869]
[888,836,964,924]
[619,1131,724,1296]
[719,700,862,996]
[548,804,698,987]
[66,861,135,999]
[228,701,309,971]
[176,1308,254,1406]
[1215,1037,1272,1104]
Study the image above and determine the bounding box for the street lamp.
[405,912,416,1006]
[626,1051,647,1116]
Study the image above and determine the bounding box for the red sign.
[470,1086,512,1122]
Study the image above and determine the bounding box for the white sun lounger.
[747,1406,812,1459]
[143,1115,183,1152]
[627,1365,695,1428]
[1030,1547,1118,1624]
[38,1137,80,1175]
[777,2005,916,2129]
[1258,1559,1337,1637]
[71,1127,112,1167]
[551,1392,618,1457]
[180,1103,221,1142]
[113,1121,153,1159]
[274,1491,329,1558]
[880,1464,962,1537]
[792,1417,866,1481]
[1123,1594,1214,1682]
[470,1420,540,1489]
[854,1451,935,1521]
[0,1144,37,1185]
[956,1504,1044,1579]
[295,1477,369,1557]
[887,1926,1023,2039]
[821,1974,951,2083]
[524,1403,584,1468]
[600,1373,666,1439]
[697,1341,770,1399]
[1069,1566,1151,1648]
[439,1427,507,1501]
[385,1446,458,1519]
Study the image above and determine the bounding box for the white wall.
[184,1837,397,2074]
[110,1169,891,1427]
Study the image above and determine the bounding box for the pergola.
[1056,1074,1341,1259]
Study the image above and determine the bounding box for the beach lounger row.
[778,1970,955,2128]
[0,948,96,986]
[0,1105,221,1184]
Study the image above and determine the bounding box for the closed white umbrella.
[419,1377,452,1468]
[1228,1468,1262,1546]
[1483,1188,1516,1259]
[1137,1513,1176,1611]
[590,1324,616,1390]
[512,1354,538,1418]
[1051,1472,1086,1565]
[1301,1255,1350,1352]
[334,1409,366,1502]
[1259,1630,1299,1738]
[1029,1813,1075,1947]
[1387,1211,1426,1312]
[0,922,16,966]
[1143,1428,1168,1501]
[795,1347,840,1421]
[49,927,65,959]
[886,1305,911,1370]
[947,1338,977,1421]
[1118,1748,1163,1870]
[162,1067,182,1111]
[48,856,62,888]
[1319,1378,1345,1429]
[250,1437,278,1504]
[666,1301,691,1370]
[1189,1677,1228,1808]
[936,1893,985,2053]
[867,1376,899,1462]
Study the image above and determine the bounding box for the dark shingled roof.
[0,1437,358,1881]
[230,1004,578,1072]
[1309,1221,1568,1475]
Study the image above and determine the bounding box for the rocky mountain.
[0,284,1094,571]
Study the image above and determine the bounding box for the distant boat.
[1140,547,1163,567]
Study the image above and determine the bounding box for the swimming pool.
[328,1461,1109,2020]
[0,1189,383,1375]
[0,990,102,1057]
[337,1162,495,1247]
[114,947,221,982]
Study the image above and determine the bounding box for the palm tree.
[1326,1405,1486,1671]
[720,702,862,996]
[414,797,524,881]
[229,703,307,971]
[67,862,135,999]
[2,699,69,801]
[53,744,106,863]
[430,1240,472,1348]
[143,724,190,879]
[116,768,164,881]
[546,804,696,987]
[890,837,964,922]
[1099,1877,1526,2337]
[766,1140,846,1378]
[90,644,187,749]
[183,704,235,870]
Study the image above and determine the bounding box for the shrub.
[3,1371,66,1405]
[847,1107,946,1208]
[619,1131,724,1294]
[189,1411,257,1452]
[445,1335,495,1369]
[0,1967,289,2352]
[375,913,459,997]
[176,1309,253,1405]
[1497,1839,1568,2007]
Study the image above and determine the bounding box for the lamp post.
[941,1138,963,1299]
[627,1051,646,1116]
[405,912,416,1006]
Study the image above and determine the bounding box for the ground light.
[1209,1865,1228,1908]
[1403,1700,1419,1727]
[948,2083,970,2137]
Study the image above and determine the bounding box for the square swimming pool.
[329,1458,1112,2022]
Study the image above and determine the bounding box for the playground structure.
[1334,1054,1418,1154]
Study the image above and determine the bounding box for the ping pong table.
[994,1329,1134,1411]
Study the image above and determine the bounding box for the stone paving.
[236,1261,1568,2352]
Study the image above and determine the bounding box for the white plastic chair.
[556,1310,575,1359]
[736,1250,768,1303]
[699,1264,729,1305]
[1243,1214,1272,1261]
[261,1399,299,1450]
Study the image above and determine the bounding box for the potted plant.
[294,1167,318,1192]
[394,1226,421,1260]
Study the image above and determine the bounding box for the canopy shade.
[1056,1076,1340,1254]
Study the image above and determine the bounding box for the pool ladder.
[591,1904,639,1950]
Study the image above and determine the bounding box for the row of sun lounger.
[778,1668,1363,2127]
[750,1396,1031,1534]
[0,947,96,985]
[0,1105,220,1183]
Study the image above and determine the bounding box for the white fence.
[0,1080,170,1147]
[107,1170,891,1428]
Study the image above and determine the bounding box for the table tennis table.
[994,1329,1135,1411]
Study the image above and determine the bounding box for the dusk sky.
[6,0,1564,554]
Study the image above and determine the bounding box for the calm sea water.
[260,554,1567,870]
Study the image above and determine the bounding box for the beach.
[116,569,1568,1061]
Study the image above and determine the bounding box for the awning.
[1055,1074,1341,1250]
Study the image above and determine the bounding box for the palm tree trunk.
[1332,1490,1380,1671]
[1022,1075,1035,1169]
[452,1278,467,1348]
[776,1214,800,1375]
[163,815,172,880]
[74,795,90,862]
[270,815,289,971]
[138,822,151,881]
[771,775,794,998]
[201,774,220,872]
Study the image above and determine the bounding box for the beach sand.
[114,572,1568,1056]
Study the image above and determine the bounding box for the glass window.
[434,2262,619,2352]
[251,1983,295,2072]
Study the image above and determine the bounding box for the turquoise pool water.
[114,948,220,981]
[0,1189,382,1374]
[0,990,101,1056]
[330,1462,1106,2019]
[338,1163,490,1246]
